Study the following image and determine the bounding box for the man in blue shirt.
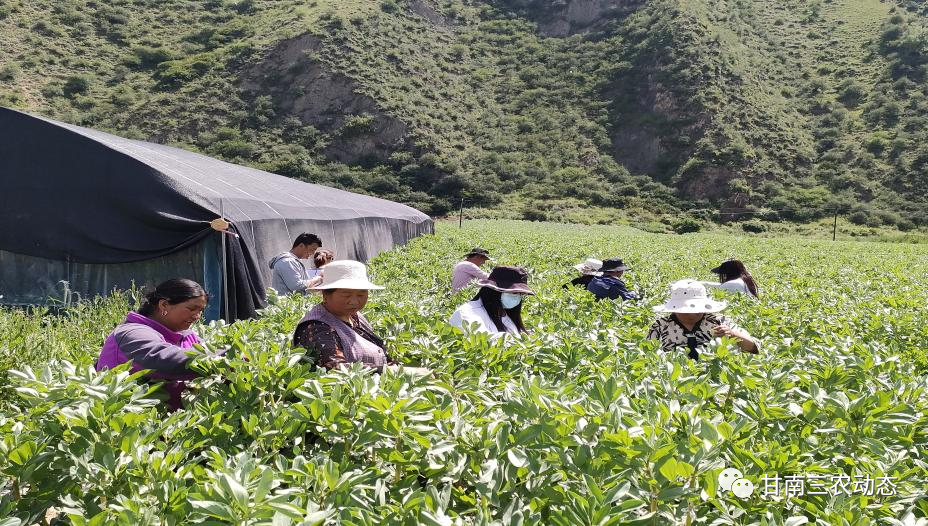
[587,258,640,301]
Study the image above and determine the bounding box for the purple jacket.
[96,312,201,410]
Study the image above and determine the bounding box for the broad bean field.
[2,220,927,525]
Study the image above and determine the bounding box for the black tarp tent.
[0,107,433,320]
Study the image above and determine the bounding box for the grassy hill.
[1,0,928,230]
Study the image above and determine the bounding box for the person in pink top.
[451,247,493,292]
[96,278,214,410]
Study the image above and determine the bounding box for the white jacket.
[700,278,755,297]
[449,300,519,339]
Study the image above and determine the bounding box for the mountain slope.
[1,0,927,228]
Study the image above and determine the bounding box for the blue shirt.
[587,276,640,301]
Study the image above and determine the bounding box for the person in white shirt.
[305,248,335,289]
[449,266,534,338]
[700,259,759,298]
[451,247,493,292]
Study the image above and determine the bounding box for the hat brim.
[653,300,727,314]
[710,266,723,274]
[311,279,384,291]
[573,264,603,275]
[601,265,630,272]
[476,279,535,295]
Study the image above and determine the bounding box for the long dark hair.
[138,279,208,316]
[473,287,527,333]
[714,260,759,298]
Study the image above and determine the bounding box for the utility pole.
[833,209,838,241]
[458,197,465,229]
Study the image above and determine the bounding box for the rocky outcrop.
[408,0,449,27]
[240,33,409,166]
[608,63,709,184]
[501,0,645,36]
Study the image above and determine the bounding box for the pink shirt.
[451,260,489,291]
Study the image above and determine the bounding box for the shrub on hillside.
[62,75,91,97]
[233,0,256,14]
[339,114,376,138]
[848,210,869,225]
[0,63,20,81]
[40,83,62,99]
[128,46,177,69]
[53,4,85,25]
[672,217,702,234]
[837,79,867,108]
[213,139,258,159]
[0,2,17,19]
[320,12,345,30]
[874,209,903,228]
[0,90,23,107]
[32,20,63,37]
[741,220,767,233]
[156,57,212,87]
[521,205,548,222]
[864,132,891,155]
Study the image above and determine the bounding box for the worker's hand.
[305,276,324,288]
[712,325,739,339]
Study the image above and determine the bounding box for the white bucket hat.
[573,258,603,276]
[310,260,384,290]
[654,279,727,313]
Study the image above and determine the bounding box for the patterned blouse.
[293,316,393,370]
[647,313,756,360]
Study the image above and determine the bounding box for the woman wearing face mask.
[96,278,214,410]
[292,260,397,371]
[449,266,534,338]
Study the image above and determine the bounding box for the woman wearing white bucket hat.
[292,260,395,370]
[647,279,759,359]
[562,258,603,289]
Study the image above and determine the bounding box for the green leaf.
[189,500,236,520]
[8,442,37,466]
[255,467,274,502]
[658,457,679,481]
[507,448,529,468]
[219,474,249,509]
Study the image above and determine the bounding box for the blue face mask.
[500,292,523,309]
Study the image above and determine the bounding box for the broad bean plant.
[1,220,927,525]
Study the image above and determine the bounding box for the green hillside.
[1,0,927,229]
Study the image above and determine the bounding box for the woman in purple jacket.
[96,278,209,410]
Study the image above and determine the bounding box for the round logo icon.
[718,467,744,492]
[731,478,755,499]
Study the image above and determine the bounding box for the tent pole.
[220,199,230,322]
